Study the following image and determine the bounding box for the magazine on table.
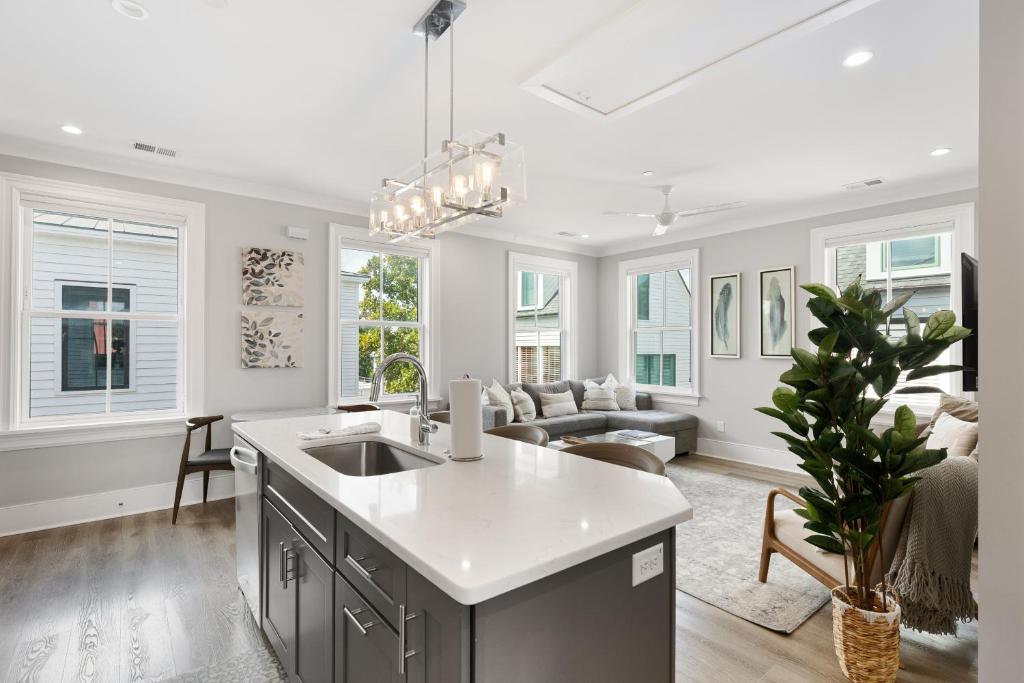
[618,429,658,439]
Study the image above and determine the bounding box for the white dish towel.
[298,422,381,449]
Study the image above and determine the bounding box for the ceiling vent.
[556,231,577,237]
[843,177,884,190]
[133,141,178,158]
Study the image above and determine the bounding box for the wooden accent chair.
[428,411,451,424]
[485,424,550,447]
[758,488,912,588]
[338,404,381,413]
[172,415,232,524]
[562,442,666,476]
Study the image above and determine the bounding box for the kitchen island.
[233,410,692,683]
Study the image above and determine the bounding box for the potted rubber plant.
[756,277,969,682]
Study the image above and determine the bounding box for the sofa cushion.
[531,413,608,439]
[510,388,536,422]
[521,380,571,414]
[605,410,697,433]
[539,390,579,418]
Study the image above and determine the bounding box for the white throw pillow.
[925,412,979,459]
[582,385,620,411]
[510,388,536,422]
[604,373,637,411]
[539,390,579,418]
[485,379,514,421]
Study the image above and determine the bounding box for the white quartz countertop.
[233,411,692,605]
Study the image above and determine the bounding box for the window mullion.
[105,218,113,414]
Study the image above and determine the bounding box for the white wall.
[597,189,978,472]
[0,154,598,527]
[978,0,1024,676]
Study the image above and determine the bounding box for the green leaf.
[805,534,845,555]
[791,348,820,373]
[882,290,916,316]
[903,307,921,338]
[817,331,839,356]
[772,387,800,413]
[924,310,956,340]
[780,366,817,386]
[894,405,917,438]
[801,283,839,301]
[940,325,972,343]
[906,364,963,381]
[894,385,944,394]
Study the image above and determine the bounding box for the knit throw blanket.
[885,456,978,634]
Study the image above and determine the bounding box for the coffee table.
[549,430,676,464]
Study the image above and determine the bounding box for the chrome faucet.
[368,353,438,446]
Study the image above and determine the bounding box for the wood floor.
[0,460,978,682]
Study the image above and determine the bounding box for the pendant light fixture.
[369,0,526,241]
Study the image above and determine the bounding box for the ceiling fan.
[604,185,745,236]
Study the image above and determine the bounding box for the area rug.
[666,462,830,633]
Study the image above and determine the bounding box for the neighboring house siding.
[636,270,692,386]
[339,274,367,397]
[834,245,951,323]
[29,227,178,417]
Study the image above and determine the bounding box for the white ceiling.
[0,0,978,255]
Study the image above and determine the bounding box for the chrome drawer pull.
[399,605,418,674]
[343,606,377,636]
[266,484,328,543]
[346,554,380,583]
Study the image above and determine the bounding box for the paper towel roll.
[448,378,483,461]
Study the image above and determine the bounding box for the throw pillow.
[510,388,536,422]
[582,385,620,411]
[485,379,513,421]
[605,373,637,411]
[539,390,579,418]
[926,412,980,458]
[925,394,978,434]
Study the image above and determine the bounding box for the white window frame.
[53,281,138,395]
[617,249,701,405]
[810,203,976,418]
[507,252,578,384]
[327,224,440,407]
[865,234,952,281]
[0,173,206,450]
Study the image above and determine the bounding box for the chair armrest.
[767,487,805,509]
[186,415,224,430]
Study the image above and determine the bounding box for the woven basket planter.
[831,587,901,682]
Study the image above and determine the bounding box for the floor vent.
[843,177,884,190]
[133,142,178,158]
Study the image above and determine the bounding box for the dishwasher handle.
[230,446,259,475]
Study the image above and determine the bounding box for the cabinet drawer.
[336,513,407,627]
[264,459,335,562]
[335,573,403,683]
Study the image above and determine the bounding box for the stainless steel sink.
[303,439,442,477]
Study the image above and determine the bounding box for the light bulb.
[453,175,467,197]
[394,204,407,221]
[379,210,389,226]
[410,195,424,214]
[431,186,443,205]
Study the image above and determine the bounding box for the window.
[811,204,975,416]
[619,249,700,401]
[59,284,132,392]
[509,253,577,384]
[0,174,205,443]
[330,225,436,403]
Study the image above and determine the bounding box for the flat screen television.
[961,253,978,392]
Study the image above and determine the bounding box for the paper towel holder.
[447,373,484,462]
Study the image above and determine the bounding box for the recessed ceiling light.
[580,234,590,239]
[641,170,654,177]
[842,50,873,68]
[60,124,83,135]
[111,0,149,20]
[930,147,952,157]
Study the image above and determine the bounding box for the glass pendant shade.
[370,130,526,240]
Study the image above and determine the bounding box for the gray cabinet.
[404,570,470,683]
[263,498,335,683]
[335,573,403,683]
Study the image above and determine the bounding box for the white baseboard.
[695,437,802,475]
[0,471,236,537]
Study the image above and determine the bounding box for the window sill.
[337,396,444,411]
[0,416,185,452]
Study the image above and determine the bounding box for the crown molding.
[0,133,368,216]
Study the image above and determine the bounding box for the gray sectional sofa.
[483,379,697,456]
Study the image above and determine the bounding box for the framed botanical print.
[709,273,741,358]
[759,266,795,358]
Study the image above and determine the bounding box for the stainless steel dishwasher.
[230,435,260,623]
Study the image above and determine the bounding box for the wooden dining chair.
[172,415,232,524]
[338,404,381,413]
[562,442,666,475]
[485,424,550,447]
